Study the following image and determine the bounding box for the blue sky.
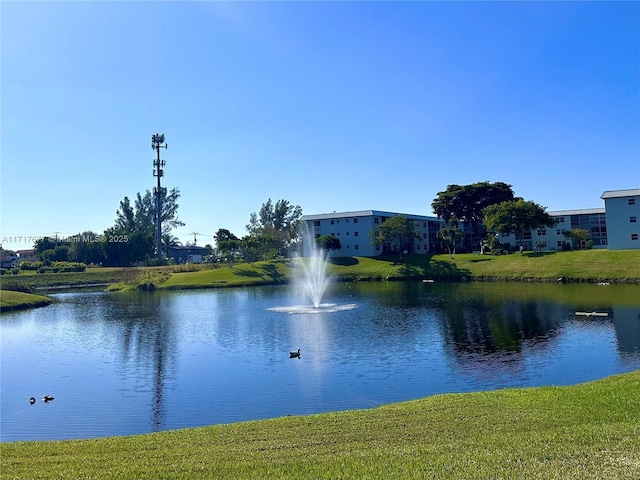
[1,1,638,251]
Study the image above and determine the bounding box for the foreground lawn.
[2,371,638,479]
[0,290,52,312]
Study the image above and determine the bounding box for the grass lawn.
[152,249,640,291]
[1,371,638,479]
[0,290,52,312]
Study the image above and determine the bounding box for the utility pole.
[151,133,167,260]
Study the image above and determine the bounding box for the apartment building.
[601,189,640,250]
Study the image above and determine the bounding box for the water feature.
[1,281,639,442]
[267,236,356,314]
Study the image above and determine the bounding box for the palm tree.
[162,234,181,256]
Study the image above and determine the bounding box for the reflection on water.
[1,282,638,442]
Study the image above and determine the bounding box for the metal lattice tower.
[151,133,167,259]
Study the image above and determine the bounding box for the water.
[1,281,639,442]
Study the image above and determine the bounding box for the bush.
[19,261,42,271]
[36,262,87,273]
[0,280,32,293]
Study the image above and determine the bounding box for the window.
[330,220,334,225]
[557,229,565,235]
[423,233,427,239]
[354,218,358,223]
[557,241,563,247]
[537,229,546,236]
[375,244,380,251]
[417,244,421,250]
[558,217,565,223]
[374,217,379,225]
[354,231,359,236]
[355,244,359,250]
[346,232,349,236]
[313,220,320,227]
[629,198,636,205]
[631,216,637,223]
[632,234,639,241]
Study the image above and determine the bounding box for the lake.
[1,281,639,442]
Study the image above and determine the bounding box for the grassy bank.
[3,249,639,300]
[2,371,638,479]
[0,290,52,312]
[151,249,640,290]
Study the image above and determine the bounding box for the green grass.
[159,259,293,289]
[153,249,640,290]
[0,290,52,312]
[2,371,638,479]
[0,267,138,291]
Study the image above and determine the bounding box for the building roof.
[548,208,605,216]
[601,188,640,199]
[301,210,441,221]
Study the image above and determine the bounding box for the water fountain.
[267,233,356,314]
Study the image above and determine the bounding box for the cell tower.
[151,133,167,259]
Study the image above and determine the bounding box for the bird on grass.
[289,349,301,358]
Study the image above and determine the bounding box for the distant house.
[300,210,443,257]
[601,189,640,250]
[0,250,18,269]
[167,245,211,264]
[16,249,37,262]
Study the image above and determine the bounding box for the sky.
[1,1,638,251]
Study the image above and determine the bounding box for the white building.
[300,210,443,257]
[601,189,640,250]
[496,208,607,251]
[300,188,639,257]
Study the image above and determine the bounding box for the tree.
[115,188,185,237]
[316,235,342,253]
[370,215,419,258]
[107,187,184,265]
[246,199,302,256]
[431,182,516,248]
[68,231,106,264]
[214,229,239,263]
[483,199,556,247]
[162,234,181,256]
[436,226,466,259]
[564,228,591,249]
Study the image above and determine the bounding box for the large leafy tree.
[214,229,239,263]
[483,199,556,247]
[431,182,516,247]
[246,199,302,256]
[436,226,466,259]
[370,215,419,258]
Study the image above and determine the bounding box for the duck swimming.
[289,349,301,358]
[29,397,36,405]
[42,395,54,403]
